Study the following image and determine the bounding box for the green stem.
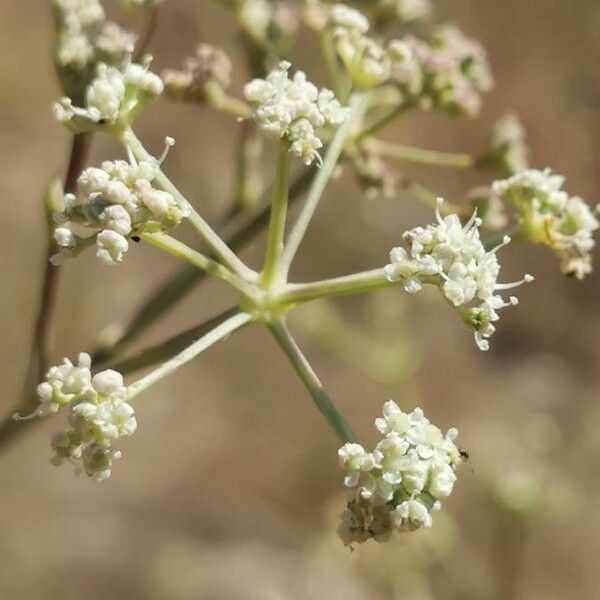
[261,141,291,287]
[140,232,257,299]
[267,320,358,444]
[320,29,345,100]
[282,268,394,304]
[127,311,252,400]
[398,178,467,216]
[120,127,256,281]
[109,307,240,376]
[90,170,315,367]
[368,138,476,169]
[280,92,370,278]
[355,102,412,142]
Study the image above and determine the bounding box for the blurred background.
[1,1,600,598]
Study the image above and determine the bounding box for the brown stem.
[0,3,163,452]
[36,133,91,375]
[133,5,161,62]
[0,132,91,452]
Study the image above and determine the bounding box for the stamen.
[463,209,479,232]
[495,274,534,289]
[158,136,176,165]
[489,235,511,254]
[435,198,445,225]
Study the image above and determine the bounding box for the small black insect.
[131,236,141,243]
[458,447,470,461]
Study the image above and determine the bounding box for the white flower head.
[330,4,370,34]
[488,113,530,175]
[52,142,185,265]
[385,200,533,350]
[244,62,350,165]
[338,400,461,545]
[393,24,493,117]
[96,229,129,264]
[493,169,599,279]
[387,0,432,23]
[334,29,391,89]
[18,353,136,482]
[54,58,163,131]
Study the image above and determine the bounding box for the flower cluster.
[54,58,163,131]
[338,401,461,545]
[244,61,350,165]
[162,44,232,104]
[488,114,530,175]
[22,353,136,482]
[390,24,493,117]
[52,0,135,101]
[326,5,491,115]
[493,169,599,279]
[53,150,187,265]
[385,201,533,350]
[330,5,393,89]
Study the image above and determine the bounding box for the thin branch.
[0,132,92,451]
[133,3,162,62]
[120,127,257,281]
[355,102,413,142]
[127,311,252,399]
[261,141,291,286]
[367,138,476,169]
[90,169,314,366]
[140,232,259,299]
[282,268,394,304]
[108,307,241,376]
[267,320,358,444]
[399,178,468,216]
[280,92,370,278]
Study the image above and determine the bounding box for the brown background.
[1,1,599,598]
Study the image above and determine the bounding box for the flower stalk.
[260,140,292,287]
[119,127,256,281]
[127,311,252,400]
[267,320,358,444]
[280,91,370,278]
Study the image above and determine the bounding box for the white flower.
[52,146,185,265]
[338,400,461,545]
[96,229,129,264]
[334,29,391,89]
[330,4,370,33]
[54,0,105,27]
[92,369,125,395]
[493,169,599,279]
[385,200,533,350]
[95,22,136,58]
[54,227,77,248]
[54,59,163,129]
[244,62,350,165]
[20,353,137,482]
[488,114,529,175]
[391,24,493,117]
[338,443,376,487]
[238,0,273,40]
[386,0,432,22]
[391,498,433,530]
[101,204,132,235]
